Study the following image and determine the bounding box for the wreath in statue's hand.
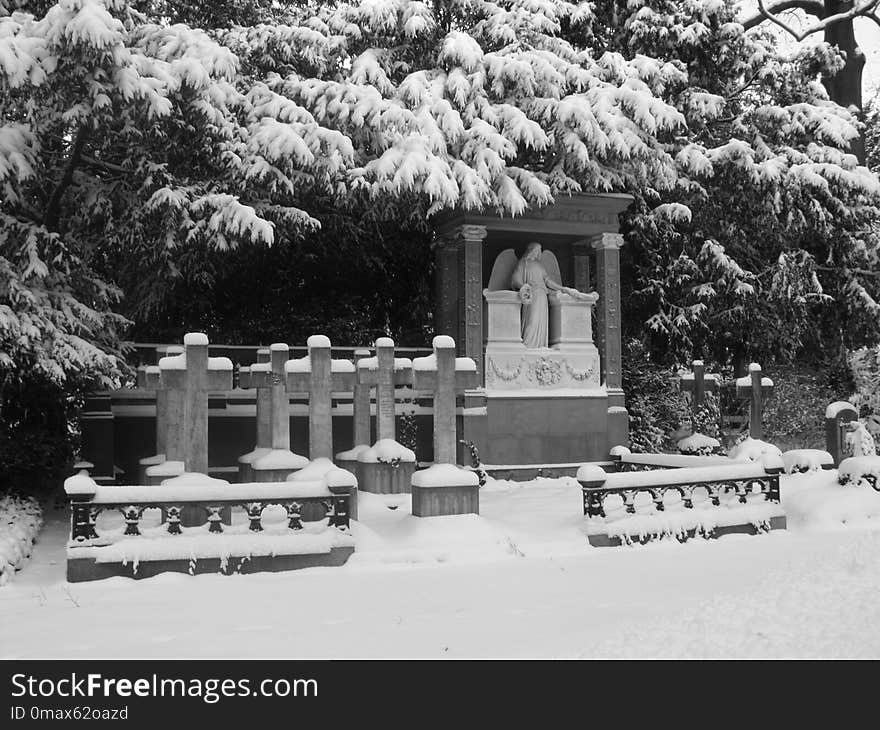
[519,284,532,304]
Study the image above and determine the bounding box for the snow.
[145,460,185,478]
[207,356,233,371]
[734,375,774,387]
[5,467,880,656]
[728,438,783,462]
[6,469,880,657]
[357,356,413,371]
[331,359,355,373]
[270,342,289,352]
[838,456,880,489]
[601,462,769,490]
[375,337,394,348]
[826,401,857,419]
[335,445,370,460]
[63,470,98,496]
[285,356,310,373]
[238,447,271,465]
[0,494,42,587]
[307,335,331,348]
[138,453,165,466]
[677,433,721,454]
[252,449,310,471]
[85,477,334,504]
[609,445,631,457]
[411,464,479,487]
[357,439,417,464]
[158,353,185,370]
[576,464,607,483]
[782,449,834,474]
[183,333,208,346]
[679,372,719,381]
[433,335,455,349]
[412,353,477,371]
[71,523,354,567]
[621,453,734,467]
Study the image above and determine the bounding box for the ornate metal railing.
[579,463,782,519]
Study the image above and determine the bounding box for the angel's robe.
[511,257,552,348]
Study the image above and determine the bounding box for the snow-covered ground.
[1,471,879,658]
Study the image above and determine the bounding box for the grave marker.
[678,360,719,411]
[734,363,774,440]
[285,335,356,460]
[356,337,413,442]
[412,336,478,464]
[237,347,272,481]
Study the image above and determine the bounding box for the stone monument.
[435,193,632,466]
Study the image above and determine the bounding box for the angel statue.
[509,242,592,349]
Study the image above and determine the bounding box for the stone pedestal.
[358,461,416,494]
[250,449,308,482]
[411,465,479,517]
[335,445,368,489]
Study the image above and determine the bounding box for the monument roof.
[435,192,633,238]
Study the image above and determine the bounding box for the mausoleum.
[434,192,632,467]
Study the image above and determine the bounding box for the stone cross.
[352,348,372,447]
[238,347,272,452]
[285,335,355,460]
[356,337,413,442]
[413,336,478,464]
[734,363,774,440]
[244,344,293,451]
[158,333,233,474]
[678,360,718,411]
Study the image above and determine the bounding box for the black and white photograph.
[1,0,880,668]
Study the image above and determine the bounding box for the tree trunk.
[822,1,867,163]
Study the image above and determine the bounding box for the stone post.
[734,363,774,440]
[591,232,628,448]
[285,335,355,460]
[355,337,413,442]
[413,336,479,464]
[825,401,859,465]
[352,348,372,447]
[456,225,487,384]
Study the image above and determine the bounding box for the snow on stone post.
[355,338,414,442]
[412,336,478,465]
[286,336,356,460]
[236,347,272,481]
[157,333,233,476]
[734,363,774,440]
[826,401,859,466]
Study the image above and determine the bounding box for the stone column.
[308,336,333,460]
[352,348,371,446]
[434,234,459,338]
[183,334,209,474]
[591,233,624,391]
[269,344,290,450]
[456,225,487,384]
[572,239,592,294]
[591,233,628,449]
[376,337,397,441]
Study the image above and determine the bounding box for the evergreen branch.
[44,124,90,233]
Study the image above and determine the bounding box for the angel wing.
[486,249,519,291]
[540,249,563,287]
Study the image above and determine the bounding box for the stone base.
[587,515,787,547]
[334,458,362,487]
[358,461,416,494]
[462,392,617,466]
[251,466,301,482]
[66,546,355,583]
[412,484,479,517]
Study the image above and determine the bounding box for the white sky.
[737,3,880,102]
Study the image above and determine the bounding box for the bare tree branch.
[747,0,879,41]
[742,0,826,31]
[44,124,90,233]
